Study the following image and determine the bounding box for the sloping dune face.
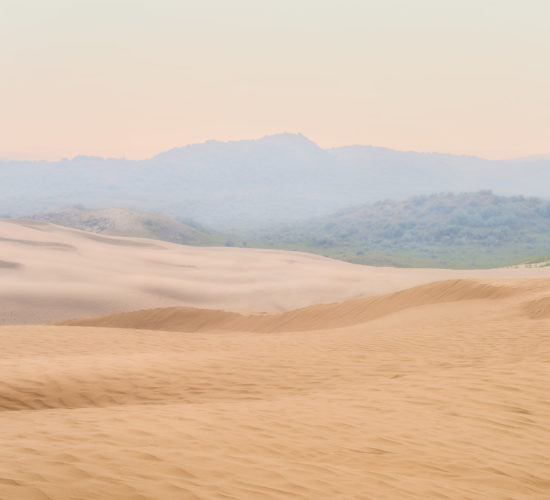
[0,219,458,324]
[2,279,550,498]
[3,218,550,325]
[57,278,531,333]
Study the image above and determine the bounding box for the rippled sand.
[2,278,550,498]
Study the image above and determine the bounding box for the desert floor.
[2,277,550,499]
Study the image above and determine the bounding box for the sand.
[2,278,550,498]
[2,218,550,325]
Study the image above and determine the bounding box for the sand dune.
[2,278,550,498]
[3,219,550,498]
[57,278,543,333]
[3,218,550,325]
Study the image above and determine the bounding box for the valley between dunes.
[2,219,550,498]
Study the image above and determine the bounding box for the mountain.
[1,133,549,230]
[30,207,218,246]
[250,192,550,268]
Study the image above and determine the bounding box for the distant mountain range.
[2,133,550,230]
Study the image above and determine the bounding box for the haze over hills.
[31,207,217,246]
[253,191,550,268]
[2,133,550,230]
[30,192,550,269]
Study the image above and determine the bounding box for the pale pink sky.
[1,0,549,160]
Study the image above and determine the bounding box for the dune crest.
[56,278,546,333]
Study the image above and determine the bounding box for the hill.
[1,133,549,229]
[30,207,218,246]
[251,191,550,268]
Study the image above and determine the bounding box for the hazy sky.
[1,0,548,160]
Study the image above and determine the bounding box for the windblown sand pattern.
[2,278,550,498]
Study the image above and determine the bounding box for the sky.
[1,0,549,160]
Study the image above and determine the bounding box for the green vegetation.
[245,192,550,269]
[522,255,550,267]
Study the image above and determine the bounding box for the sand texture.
[2,278,550,498]
[2,218,550,325]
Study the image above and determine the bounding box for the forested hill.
[251,192,550,268]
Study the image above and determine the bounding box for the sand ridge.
[56,278,545,333]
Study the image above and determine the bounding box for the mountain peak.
[152,133,323,161]
[255,132,322,149]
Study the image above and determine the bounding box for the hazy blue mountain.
[2,133,549,229]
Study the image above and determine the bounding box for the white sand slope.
[2,218,550,325]
[1,278,550,498]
